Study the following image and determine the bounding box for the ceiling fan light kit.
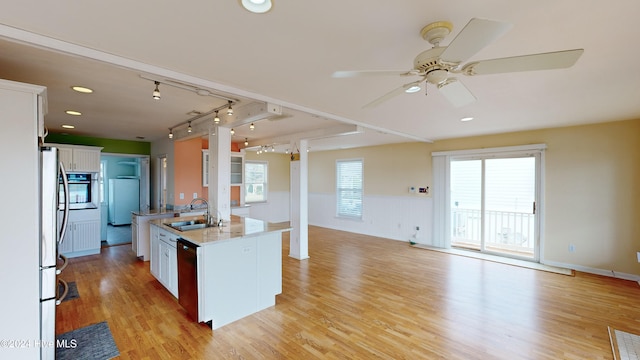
[333,18,584,109]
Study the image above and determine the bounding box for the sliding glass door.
[450,155,539,260]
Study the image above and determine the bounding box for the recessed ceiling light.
[460,117,474,122]
[61,124,75,129]
[71,86,93,94]
[405,85,421,93]
[240,0,272,13]
[65,110,82,116]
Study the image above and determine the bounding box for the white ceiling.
[1,1,639,152]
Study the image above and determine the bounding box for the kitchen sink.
[167,219,210,231]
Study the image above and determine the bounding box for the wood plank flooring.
[56,226,640,359]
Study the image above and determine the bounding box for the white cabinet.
[132,212,176,261]
[59,209,101,258]
[150,224,179,298]
[202,150,209,187]
[231,153,244,185]
[131,215,139,254]
[50,144,102,172]
[150,225,159,278]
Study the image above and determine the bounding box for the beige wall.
[309,142,431,197]
[431,119,640,275]
[307,119,640,276]
[244,152,290,192]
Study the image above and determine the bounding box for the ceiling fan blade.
[363,82,419,108]
[438,79,476,107]
[440,18,513,63]
[461,49,584,75]
[332,70,417,78]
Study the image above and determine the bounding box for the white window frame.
[432,144,546,262]
[336,158,363,220]
[244,160,268,203]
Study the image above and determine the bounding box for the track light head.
[227,101,234,116]
[214,111,220,123]
[153,81,161,100]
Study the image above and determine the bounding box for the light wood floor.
[56,226,640,359]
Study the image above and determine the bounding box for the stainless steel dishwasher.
[177,238,199,322]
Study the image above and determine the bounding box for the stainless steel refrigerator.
[40,146,70,359]
[0,79,69,360]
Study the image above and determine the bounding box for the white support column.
[209,125,231,221]
[289,139,309,260]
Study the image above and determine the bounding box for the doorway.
[450,154,539,261]
[100,154,150,247]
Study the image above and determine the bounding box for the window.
[245,161,267,203]
[336,159,363,219]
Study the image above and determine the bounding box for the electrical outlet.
[193,192,198,199]
[637,251,640,263]
[179,192,184,200]
[568,244,576,253]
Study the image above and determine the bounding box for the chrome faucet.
[189,197,213,225]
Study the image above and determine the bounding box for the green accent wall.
[45,133,151,155]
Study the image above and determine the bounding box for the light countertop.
[132,208,207,216]
[150,215,291,246]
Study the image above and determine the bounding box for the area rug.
[59,281,79,302]
[609,326,640,360]
[56,321,119,360]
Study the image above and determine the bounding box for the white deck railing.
[451,208,535,254]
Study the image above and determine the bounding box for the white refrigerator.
[109,178,140,225]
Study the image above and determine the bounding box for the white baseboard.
[543,260,640,282]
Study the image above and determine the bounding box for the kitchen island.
[149,215,291,329]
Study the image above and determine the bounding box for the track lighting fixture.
[227,101,233,116]
[230,128,235,135]
[168,129,173,139]
[249,123,255,130]
[187,121,192,133]
[152,81,161,100]
[244,138,249,146]
[214,111,220,123]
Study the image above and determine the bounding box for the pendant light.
[249,123,255,130]
[168,128,173,139]
[230,128,235,135]
[187,121,192,133]
[244,138,249,146]
[214,111,220,123]
[227,101,234,116]
[152,81,161,100]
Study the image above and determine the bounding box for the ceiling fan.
[332,18,584,108]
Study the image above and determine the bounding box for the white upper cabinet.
[49,144,102,172]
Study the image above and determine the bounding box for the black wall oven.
[59,173,97,209]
